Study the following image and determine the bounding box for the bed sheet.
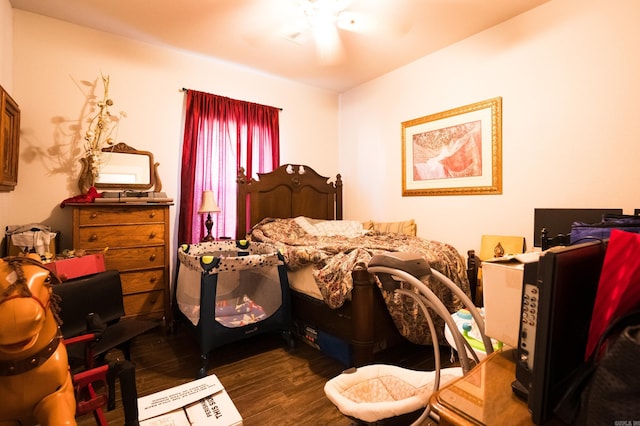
[286,266,324,300]
[249,217,471,345]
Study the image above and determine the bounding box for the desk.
[430,349,533,426]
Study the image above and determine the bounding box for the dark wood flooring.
[77,326,453,425]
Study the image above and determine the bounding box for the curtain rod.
[180,88,283,111]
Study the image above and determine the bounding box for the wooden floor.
[77,326,454,425]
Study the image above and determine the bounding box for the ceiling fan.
[280,0,406,65]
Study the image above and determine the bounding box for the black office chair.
[52,270,161,366]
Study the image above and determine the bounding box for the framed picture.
[402,97,502,196]
[0,85,21,192]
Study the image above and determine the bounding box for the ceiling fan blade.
[312,23,345,65]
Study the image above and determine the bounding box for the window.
[178,91,279,243]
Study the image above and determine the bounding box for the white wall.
[338,0,640,256]
[7,11,339,265]
[0,0,14,234]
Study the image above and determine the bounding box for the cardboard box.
[6,231,57,257]
[43,253,106,281]
[481,252,540,348]
[138,374,243,426]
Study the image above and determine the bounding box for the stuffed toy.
[0,254,77,425]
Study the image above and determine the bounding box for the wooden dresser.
[69,202,172,322]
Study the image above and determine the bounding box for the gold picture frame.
[0,86,20,192]
[402,97,502,196]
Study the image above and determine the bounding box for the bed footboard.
[290,266,403,366]
[467,249,479,304]
[350,266,377,366]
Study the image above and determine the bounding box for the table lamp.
[198,190,221,242]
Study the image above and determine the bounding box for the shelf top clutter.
[94,191,173,203]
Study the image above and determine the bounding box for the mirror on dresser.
[78,142,162,194]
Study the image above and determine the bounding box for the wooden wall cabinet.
[70,203,172,322]
[0,85,20,192]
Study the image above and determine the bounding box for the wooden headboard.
[236,164,343,239]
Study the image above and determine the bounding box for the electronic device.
[513,240,607,425]
[512,261,539,401]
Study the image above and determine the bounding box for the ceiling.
[10,0,550,93]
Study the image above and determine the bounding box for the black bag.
[555,310,640,425]
[570,214,640,245]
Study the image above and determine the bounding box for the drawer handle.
[89,234,98,242]
[149,212,156,218]
[149,254,157,261]
[90,213,98,219]
[150,276,157,283]
[149,232,157,239]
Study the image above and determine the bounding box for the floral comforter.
[248,217,471,345]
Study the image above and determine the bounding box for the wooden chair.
[65,333,139,425]
[64,333,110,425]
[53,270,151,425]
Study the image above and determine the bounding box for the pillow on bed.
[294,216,366,238]
[362,219,417,236]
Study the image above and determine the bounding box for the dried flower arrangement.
[82,74,127,182]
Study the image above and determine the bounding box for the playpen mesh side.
[177,241,286,327]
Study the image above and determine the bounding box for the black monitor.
[527,240,607,425]
[533,208,621,247]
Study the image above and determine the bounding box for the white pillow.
[294,216,321,235]
[313,220,366,238]
[295,216,365,238]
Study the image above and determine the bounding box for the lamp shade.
[198,190,221,214]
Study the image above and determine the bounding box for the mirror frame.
[78,142,162,194]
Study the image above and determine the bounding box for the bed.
[236,164,475,366]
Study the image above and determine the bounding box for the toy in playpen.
[175,240,293,377]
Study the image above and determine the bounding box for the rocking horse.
[0,254,77,426]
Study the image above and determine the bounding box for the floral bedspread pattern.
[249,218,470,345]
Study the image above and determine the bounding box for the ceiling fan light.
[308,13,337,29]
[312,25,345,65]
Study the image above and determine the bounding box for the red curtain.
[178,90,279,244]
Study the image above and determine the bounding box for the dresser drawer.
[119,269,165,295]
[123,290,164,319]
[105,247,165,271]
[77,224,165,249]
[71,203,172,322]
[77,206,166,226]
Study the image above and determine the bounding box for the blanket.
[249,217,470,345]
